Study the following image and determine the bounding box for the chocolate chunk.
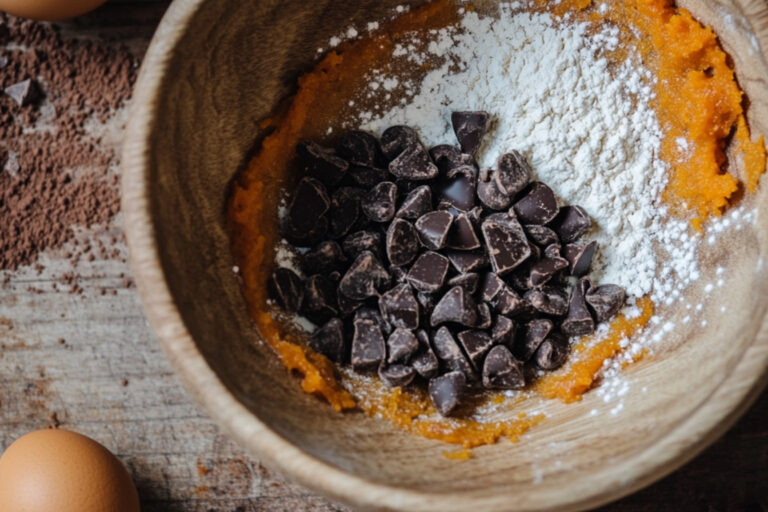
[491,315,516,348]
[513,182,558,225]
[457,330,494,370]
[415,210,453,250]
[390,264,408,283]
[338,292,364,317]
[440,165,476,211]
[348,165,390,189]
[563,241,597,276]
[380,125,420,160]
[355,307,393,336]
[283,215,327,250]
[562,278,596,336]
[386,218,420,266]
[296,140,349,188]
[524,225,559,247]
[386,328,419,364]
[480,272,505,302]
[337,130,382,167]
[351,318,386,370]
[328,187,362,239]
[467,206,484,227]
[534,331,569,370]
[481,213,531,275]
[379,364,416,388]
[529,257,569,287]
[451,111,490,156]
[551,205,592,243]
[524,286,569,316]
[412,330,439,379]
[303,241,346,274]
[432,327,475,379]
[476,303,492,330]
[429,144,474,173]
[396,185,432,220]
[269,268,304,312]
[303,275,338,321]
[338,251,390,300]
[494,286,532,317]
[286,177,331,236]
[407,251,450,293]
[342,230,383,260]
[508,262,535,292]
[543,243,561,260]
[585,284,627,323]
[495,151,531,195]
[446,250,488,274]
[477,172,512,210]
[516,318,553,361]
[429,371,466,416]
[447,273,479,295]
[362,181,398,222]
[4,79,41,107]
[431,286,478,327]
[416,291,437,320]
[309,318,346,363]
[482,345,525,389]
[447,212,481,250]
[379,283,420,329]
[389,143,439,181]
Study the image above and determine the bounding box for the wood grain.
[0,0,765,511]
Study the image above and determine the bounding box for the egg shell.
[0,429,140,512]
[0,0,106,21]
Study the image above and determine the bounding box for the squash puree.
[227,0,766,448]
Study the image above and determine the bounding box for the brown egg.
[0,429,140,512]
[0,0,106,21]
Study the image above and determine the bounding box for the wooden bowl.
[122,1,768,510]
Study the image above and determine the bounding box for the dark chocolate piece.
[380,125,420,160]
[479,272,505,302]
[416,291,437,320]
[386,328,419,364]
[286,177,330,235]
[534,331,569,370]
[458,330,494,370]
[303,275,339,321]
[396,185,432,220]
[407,251,450,293]
[338,251,390,300]
[551,205,592,243]
[451,111,490,156]
[431,286,478,327]
[415,210,453,250]
[429,371,466,416]
[562,278,596,336]
[342,230,383,260]
[447,272,479,295]
[328,187,362,239]
[389,143,439,181]
[476,303,492,330]
[529,257,569,287]
[379,283,420,329]
[432,327,475,378]
[348,165,390,189]
[481,213,531,275]
[429,144,474,173]
[268,268,304,313]
[494,286,532,317]
[4,79,41,107]
[543,243,561,260]
[362,181,398,223]
[491,315,516,348]
[389,264,408,283]
[412,330,439,379]
[495,151,531,195]
[440,165,476,211]
[351,318,386,370]
[516,318,554,361]
[309,318,346,363]
[524,286,569,316]
[355,307,393,336]
[336,130,382,167]
[446,250,488,274]
[513,182,558,225]
[447,212,481,250]
[378,364,416,388]
[524,225,559,247]
[284,209,327,247]
[386,218,420,267]
[297,140,349,188]
[477,172,512,210]
[337,292,364,317]
[563,241,597,276]
[585,284,627,323]
[303,240,346,274]
[482,345,525,389]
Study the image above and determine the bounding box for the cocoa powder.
[0,14,136,270]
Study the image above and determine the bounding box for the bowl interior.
[127,0,768,509]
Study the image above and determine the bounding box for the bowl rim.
[121,0,768,510]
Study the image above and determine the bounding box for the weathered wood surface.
[0,1,765,511]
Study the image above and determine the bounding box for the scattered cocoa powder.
[0,13,136,271]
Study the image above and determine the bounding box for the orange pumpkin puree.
[227,0,766,449]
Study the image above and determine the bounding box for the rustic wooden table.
[0,1,765,511]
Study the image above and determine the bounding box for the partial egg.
[0,429,140,512]
[0,0,106,21]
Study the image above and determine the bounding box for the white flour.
[359,6,690,300]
